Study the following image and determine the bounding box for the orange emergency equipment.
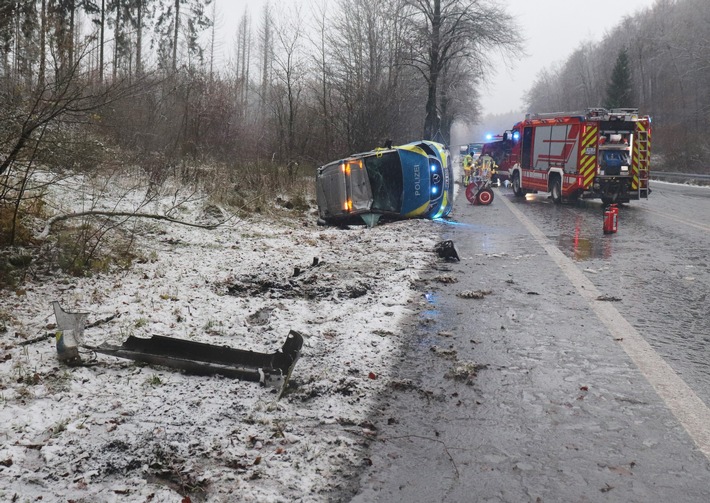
[506,108,651,205]
[603,204,618,234]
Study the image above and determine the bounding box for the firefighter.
[462,152,474,184]
[477,154,496,181]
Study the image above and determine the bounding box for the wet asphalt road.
[510,181,710,407]
[350,182,710,502]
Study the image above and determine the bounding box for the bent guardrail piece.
[52,301,89,364]
[51,301,304,396]
[86,330,304,386]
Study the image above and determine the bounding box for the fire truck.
[480,133,514,184]
[506,108,651,204]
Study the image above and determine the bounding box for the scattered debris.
[434,240,460,262]
[430,346,458,360]
[457,289,492,299]
[433,274,458,284]
[445,361,487,384]
[225,265,369,301]
[596,294,622,302]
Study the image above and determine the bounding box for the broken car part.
[87,331,303,386]
[52,301,303,390]
[434,240,460,262]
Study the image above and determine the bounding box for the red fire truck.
[506,108,651,204]
[480,133,514,184]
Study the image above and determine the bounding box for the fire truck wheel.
[550,178,562,204]
[477,188,494,205]
[512,173,523,197]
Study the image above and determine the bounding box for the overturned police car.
[316,140,454,226]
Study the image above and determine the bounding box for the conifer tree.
[604,48,633,109]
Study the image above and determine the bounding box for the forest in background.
[524,0,710,171]
[0,0,520,171]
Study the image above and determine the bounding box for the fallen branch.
[87,313,119,328]
[37,210,228,239]
[18,333,53,346]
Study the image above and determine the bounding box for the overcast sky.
[215,0,653,116]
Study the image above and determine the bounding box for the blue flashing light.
[512,131,520,141]
[430,164,437,172]
[431,187,438,195]
[485,133,493,140]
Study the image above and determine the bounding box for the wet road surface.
[350,183,710,502]
[508,181,710,408]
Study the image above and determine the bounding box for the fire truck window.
[522,127,533,169]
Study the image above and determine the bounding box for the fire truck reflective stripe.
[635,121,650,190]
[580,158,595,187]
[582,125,598,147]
[631,122,648,190]
[578,124,598,189]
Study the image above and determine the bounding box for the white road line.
[500,194,710,461]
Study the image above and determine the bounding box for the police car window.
[364,152,403,213]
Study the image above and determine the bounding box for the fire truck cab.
[507,108,651,205]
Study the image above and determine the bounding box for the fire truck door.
[521,127,533,169]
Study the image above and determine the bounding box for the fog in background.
[218,0,652,148]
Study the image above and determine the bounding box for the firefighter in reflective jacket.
[463,153,474,184]
[475,154,497,181]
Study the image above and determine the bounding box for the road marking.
[642,207,710,233]
[500,194,710,461]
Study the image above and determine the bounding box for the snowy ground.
[0,171,444,502]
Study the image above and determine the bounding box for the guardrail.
[651,172,710,184]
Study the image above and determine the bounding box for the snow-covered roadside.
[0,175,441,502]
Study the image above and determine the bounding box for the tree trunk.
[99,0,104,82]
[424,0,442,140]
[113,3,121,80]
[260,5,270,110]
[173,0,180,70]
[68,1,75,69]
[39,0,47,87]
[136,0,143,76]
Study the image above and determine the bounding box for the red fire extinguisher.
[603,204,618,234]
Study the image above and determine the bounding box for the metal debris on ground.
[52,301,88,364]
[596,295,622,302]
[51,301,303,397]
[434,240,460,262]
[88,331,303,389]
[457,289,492,299]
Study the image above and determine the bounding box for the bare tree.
[401,0,522,142]
[270,5,306,161]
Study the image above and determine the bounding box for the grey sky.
[217,0,653,116]
[482,0,652,115]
